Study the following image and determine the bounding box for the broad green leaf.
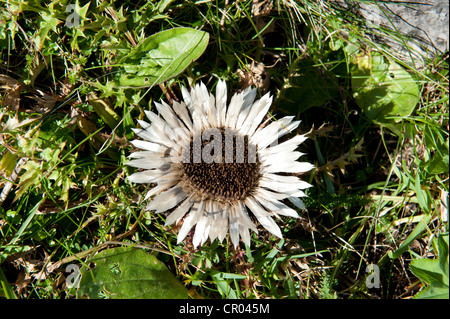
[118,27,209,87]
[414,282,449,299]
[410,244,449,299]
[351,52,419,123]
[425,153,449,175]
[76,247,188,299]
[410,259,446,286]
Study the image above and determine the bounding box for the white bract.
[126,80,314,248]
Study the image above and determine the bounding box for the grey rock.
[336,0,449,66]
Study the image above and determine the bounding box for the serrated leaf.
[118,27,209,87]
[15,161,41,200]
[35,10,60,50]
[278,57,340,113]
[76,247,188,299]
[41,143,65,164]
[17,131,42,156]
[351,52,419,123]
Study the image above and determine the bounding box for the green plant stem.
[0,266,17,299]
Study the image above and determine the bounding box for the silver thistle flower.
[126,80,314,248]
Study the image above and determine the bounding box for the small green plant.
[410,234,449,299]
[117,27,209,87]
[350,52,420,126]
[76,246,188,299]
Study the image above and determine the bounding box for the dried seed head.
[181,127,261,202]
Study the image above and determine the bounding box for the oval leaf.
[118,27,209,87]
[351,53,419,123]
[76,247,188,299]
[410,258,446,286]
